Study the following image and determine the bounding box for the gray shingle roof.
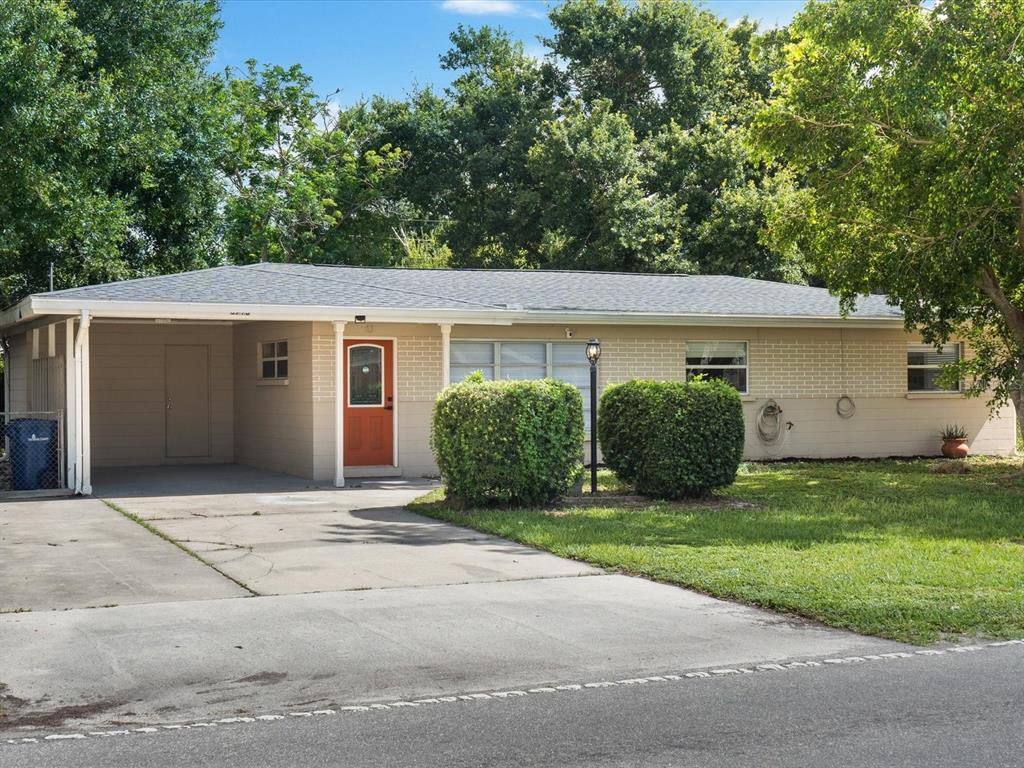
[39,263,902,320]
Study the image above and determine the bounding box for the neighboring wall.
[234,321,314,478]
[90,322,233,467]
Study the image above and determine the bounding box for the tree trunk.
[976,266,1024,454]
[1013,389,1023,454]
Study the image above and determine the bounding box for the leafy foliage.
[598,379,745,498]
[0,0,225,304]
[752,0,1024,441]
[366,0,804,280]
[431,377,584,506]
[220,62,406,265]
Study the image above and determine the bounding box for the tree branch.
[976,264,1024,347]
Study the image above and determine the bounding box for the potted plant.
[940,424,969,458]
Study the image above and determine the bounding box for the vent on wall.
[30,356,65,413]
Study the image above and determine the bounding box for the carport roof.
[3,263,904,327]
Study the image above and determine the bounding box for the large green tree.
[220,61,405,265]
[372,25,560,268]
[0,0,225,304]
[370,0,803,280]
[753,0,1024,441]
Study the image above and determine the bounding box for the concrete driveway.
[1,464,910,734]
[0,496,245,612]
[94,465,598,595]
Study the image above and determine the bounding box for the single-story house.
[0,263,1015,494]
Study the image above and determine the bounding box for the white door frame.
[335,333,399,487]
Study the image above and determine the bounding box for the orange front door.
[343,339,394,466]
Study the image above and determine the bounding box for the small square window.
[259,339,289,380]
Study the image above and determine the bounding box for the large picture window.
[450,341,594,430]
[907,343,961,392]
[685,340,748,394]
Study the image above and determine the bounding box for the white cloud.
[440,0,545,19]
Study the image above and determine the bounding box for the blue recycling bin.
[5,418,59,490]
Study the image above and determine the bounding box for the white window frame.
[258,339,289,382]
[450,340,595,431]
[907,342,962,393]
[685,340,749,395]
[347,343,386,408]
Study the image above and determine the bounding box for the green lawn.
[409,458,1024,644]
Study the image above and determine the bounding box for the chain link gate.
[1,410,65,493]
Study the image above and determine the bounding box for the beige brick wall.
[397,336,444,401]
[750,334,906,399]
[405,323,1017,472]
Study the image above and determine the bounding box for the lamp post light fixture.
[585,338,601,494]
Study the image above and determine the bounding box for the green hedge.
[598,378,745,498]
[431,375,584,506]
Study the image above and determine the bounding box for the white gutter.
[73,310,91,494]
[8,295,906,330]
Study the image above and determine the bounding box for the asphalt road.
[6,644,1022,768]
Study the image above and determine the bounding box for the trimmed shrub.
[431,375,584,506]
[598,378,745,498]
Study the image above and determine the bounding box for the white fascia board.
[14,295,906,330]
[0,297,34,330]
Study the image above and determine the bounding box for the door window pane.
[349,346,383,405]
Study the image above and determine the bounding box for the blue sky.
[215,1,805,105]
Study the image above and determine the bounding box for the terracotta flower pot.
[941,437,969,459]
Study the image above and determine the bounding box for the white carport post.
[334,320,347,488]
[439,323,452,388]
[64,317,77,490]
[73,310,92,494]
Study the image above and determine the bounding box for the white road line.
[4,639,1023,747]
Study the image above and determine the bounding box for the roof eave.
[0,296,905,330]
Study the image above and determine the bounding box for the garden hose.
[836,394,857,419]
[756,399,785,444]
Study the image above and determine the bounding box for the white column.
[79,313,92,495]
[333,321,346,488]
[73,310,91,494]
[64,318,76,490]
[439,323,452,388]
